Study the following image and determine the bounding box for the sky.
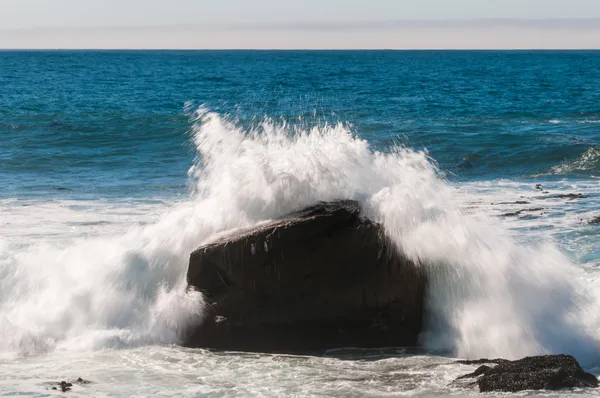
[1,0,600,49]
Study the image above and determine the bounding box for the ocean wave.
[550,147,600,175]
[1,109,600,365]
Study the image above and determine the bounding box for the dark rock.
[185,200,426,354]
[501,208,544,217]
[456,354,598,393]
[59,381,72,392]
[457,365,492,380]
[456,358,509,365]
[590,216,600,225]
[546,193,585,200]
[46,377,91,392]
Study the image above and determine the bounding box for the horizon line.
[2,48,600,51]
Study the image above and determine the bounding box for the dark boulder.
[184,200,426,354]
[456,355,598,392]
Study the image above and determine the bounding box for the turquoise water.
[1,51,600,396]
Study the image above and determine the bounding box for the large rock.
[184,200,426,353]
[456,355,598,392]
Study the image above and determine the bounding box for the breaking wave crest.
[549,147,600,175]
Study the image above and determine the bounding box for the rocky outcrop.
[547,193,585,200]
[184,200,426,353]
[47,378,91,392]
[501,208,544,217]
[456,355,598,392]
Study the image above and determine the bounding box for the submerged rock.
[545,193,586,200]
[456,355,598,392]
[49,381,72,392]
[46,377,92,392]
[185,200,426,353]
[60,381,72,392]
[500,207,544,217]
[494,201,530,205]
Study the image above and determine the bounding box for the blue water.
[2,51,600,397]
[2,50,599,200]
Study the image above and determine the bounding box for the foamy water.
[1,110,600,396]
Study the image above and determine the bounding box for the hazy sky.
[2,0,600,49]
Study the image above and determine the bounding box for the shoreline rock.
[500,207,545,217]
[455,355,598,392]
[545,193,586,200]
[184,200,426,354]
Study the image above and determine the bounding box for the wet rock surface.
[501,208,545,217]
[185,200,426,354]
[456,355,598,392]
[494,201,531,205]
[545,193,586,200]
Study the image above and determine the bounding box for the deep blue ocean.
[1,51,600,396]
[2,51,599,200]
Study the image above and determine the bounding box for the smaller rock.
[536,184,543,190]
[60,381,72,392]
[456,358,508,365]
[501,208,544,217]
[546,193,585,200]
[456,355,598,393]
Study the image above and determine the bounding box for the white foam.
[550,147,600,175]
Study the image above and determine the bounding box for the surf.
[1,108,599,366]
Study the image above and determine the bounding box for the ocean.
[1,50,600,396]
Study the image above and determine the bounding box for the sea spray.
[1,109,600,366]
[189,110,600,365]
